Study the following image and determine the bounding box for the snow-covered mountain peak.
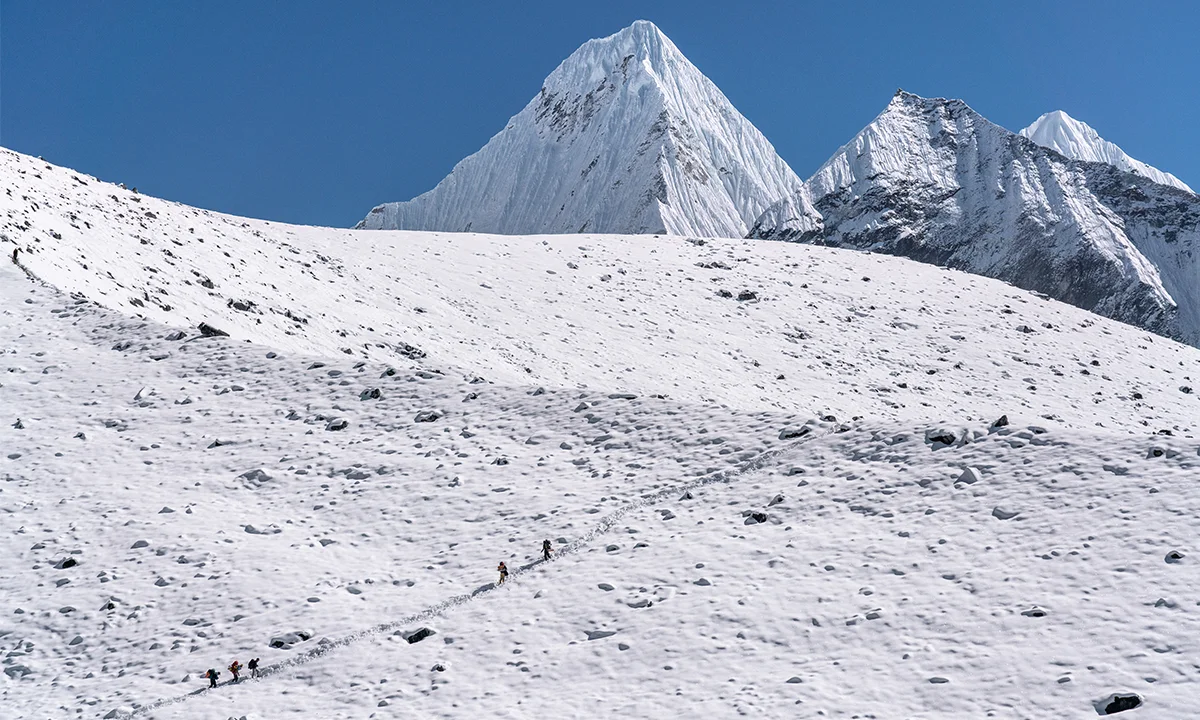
[542,20,681,92]
[1020,109,1193,193]
[751,91,1200,348]
[357,21,802,238]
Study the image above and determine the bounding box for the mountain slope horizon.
[356,20,807,238]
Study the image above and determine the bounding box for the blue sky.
[3,1,1197,227]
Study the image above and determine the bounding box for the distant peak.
[1020,110,1193,192]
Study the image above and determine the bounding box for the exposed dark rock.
[1095,693,1142,715]
[779,426,810,440]
[197,322,228,337]
[414,410,441,423]
[401,627,436,644]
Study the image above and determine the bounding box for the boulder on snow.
[744,511,768,525]
[359,388,383,401]
[779,426,810,440]
[197,322,228,337]
[268,630,313,649]
[238,468,273,486]
[1165,550,1185,564]
[400,627,437,644]
[991,415,1010,428]
[924,427,960,446]
[992,506,1020,520]
[414,410,441,423]
[1094,692,1142,715]
[325,418,349,431]
[957,467,982,484]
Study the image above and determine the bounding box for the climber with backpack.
[542,539,552,562]
[248,657,261,678]
[229,659,242,683]
[205,667,220,689]
[497,561,509,585]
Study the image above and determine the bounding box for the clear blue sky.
[3,1,1197,227]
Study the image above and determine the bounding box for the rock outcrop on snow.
[356,21,803,238]
[749,91,1200,348]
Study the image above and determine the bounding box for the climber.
[497,561,509,585]
[248,657,261,678]
[229,659,242,683]
[205,667,220,689]
[542,539,552,562]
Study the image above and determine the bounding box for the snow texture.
[357,21,802,239]
[750,91,1200,349]
[1021,110,1193,193]
[3,151,1200,720]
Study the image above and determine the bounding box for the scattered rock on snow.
[992,506,1020,520]
[269,630,313,649]
[1165,550,1184,564]
[197,322,228,337]
[779,426,810,440]
[957,467,982,484]
[401,627,436,644]
[360,388,383,401]
[325,418,349,431]
[238,468,273,486]
[744,511,768,525]
[414,410,441,423]
[1094,693,1142,715]
[585,630,617,641]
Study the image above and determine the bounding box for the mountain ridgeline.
[358,21,1198,348]
[749,92,1200,348]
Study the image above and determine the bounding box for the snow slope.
[1021,110,1193,193]
[4,148,1199,431]
[750,91,1200,349]
[4,148,1200,719]
[356,21,803,238]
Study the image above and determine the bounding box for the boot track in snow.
[119,422,834,718]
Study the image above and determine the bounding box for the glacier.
[1021,110,1193,193]
[356,21,802,238]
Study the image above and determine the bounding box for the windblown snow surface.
[1020,111,1193,194]
[4,148,1200,720]
[356,21,803,239]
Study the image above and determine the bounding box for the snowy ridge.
[4,149,1200,719]
[5,147,1199,429]
[750,91,1200,348]
[357,21,802,238]
[1021,110,1193,193]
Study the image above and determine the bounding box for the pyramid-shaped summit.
[357,21,802,237]
[1019,110,1193,193]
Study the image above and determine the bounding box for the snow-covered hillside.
[4,148,1200,719]
[1021,110,1193,193]
[750,91,1200,349]
[4,148,1199,431]
[356,21,803,238]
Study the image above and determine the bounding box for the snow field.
[3,147,1200,718]
[3,149,1198,434]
